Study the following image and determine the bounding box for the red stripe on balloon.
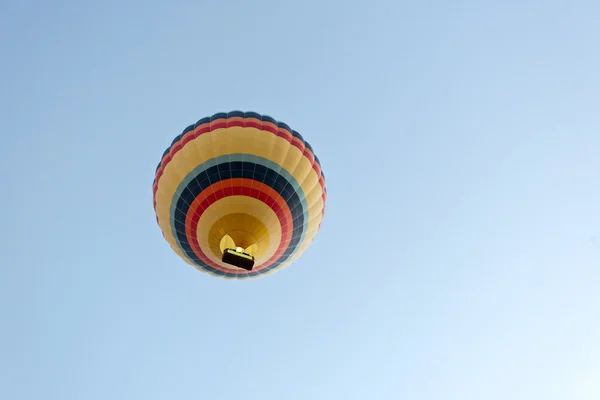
[152,116,325,199]
[182,179,293,275]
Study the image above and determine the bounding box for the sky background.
[1,0,599,399]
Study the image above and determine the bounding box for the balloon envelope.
[152,111,327,279]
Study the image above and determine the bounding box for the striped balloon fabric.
[152,111,327,279]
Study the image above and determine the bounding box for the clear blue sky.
[1,1,599,399]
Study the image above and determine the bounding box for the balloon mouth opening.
[209,212,268,270]
[219,232,259,257]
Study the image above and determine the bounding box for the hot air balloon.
[152,111,327,279]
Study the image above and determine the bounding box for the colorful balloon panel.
[152,111,327,279]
